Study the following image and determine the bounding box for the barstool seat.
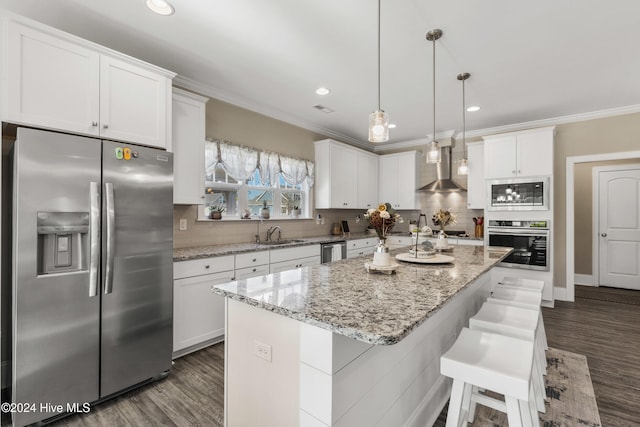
[488,286,549,351]
[469,302,547,414]
[441,328,539,427]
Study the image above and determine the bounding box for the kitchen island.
[213,245,511,427]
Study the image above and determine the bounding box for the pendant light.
[368,0,389,142]
[426,29,442,163]
[457,72,470,175]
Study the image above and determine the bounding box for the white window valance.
[205,139,314,187]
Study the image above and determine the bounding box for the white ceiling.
[2,0,640,150]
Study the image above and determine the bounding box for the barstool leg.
[467,385,479,423]
[527,382,541,426]
[532,359,546,413]
[506,396,526,427]
[445,379,465,427]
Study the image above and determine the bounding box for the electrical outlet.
[254,340,272,362]
[179,219,188,231]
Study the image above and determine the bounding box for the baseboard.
[172,336,224,360]
[575,274,596,286]
[554,287,568,301]
[405,375,449,427]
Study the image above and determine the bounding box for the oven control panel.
[488,220,549,229]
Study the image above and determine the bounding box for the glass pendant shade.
[368,110,389,142]
[458,158,469,175]
[426,141,441,163]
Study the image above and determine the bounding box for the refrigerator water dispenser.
[37,211,89,274]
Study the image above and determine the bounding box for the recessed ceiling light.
[146,0,175,16]
[315,87,330,96]
[467,106,480,112]
[388,123,397,129]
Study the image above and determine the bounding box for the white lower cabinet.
[173,255,234,357]
[346,237,378,258]
[235,251,270,279]
[386,235,413,249]
[269,245,321,273]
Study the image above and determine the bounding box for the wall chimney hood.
[418,146,466,192]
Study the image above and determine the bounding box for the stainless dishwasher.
[321,241,347,263]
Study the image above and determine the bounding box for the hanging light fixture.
[457,72,470,175]
[368,0,389,142]
[426,29,442,163]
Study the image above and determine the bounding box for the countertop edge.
[212,250,506,345]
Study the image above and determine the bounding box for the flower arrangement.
[365,203,400,239]
[432,209,457,231]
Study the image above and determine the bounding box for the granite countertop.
[212,245,512,346]
[173,233,374,261]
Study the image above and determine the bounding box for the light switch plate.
[179,219,188,231]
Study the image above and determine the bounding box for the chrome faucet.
[266,226,281,242]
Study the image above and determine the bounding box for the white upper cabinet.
[483,127,555,179]
[172,88,208,205]
[98,56,171,148]
[379,151,419,210]
[466,142,485,209]
[314,139,360,209]
[357,150,379,209]
[5,19,174,149]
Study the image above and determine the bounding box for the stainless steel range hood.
[418,146,465,192]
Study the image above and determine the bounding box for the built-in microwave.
[487,177,550,211]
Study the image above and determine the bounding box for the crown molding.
[174,73,640,152]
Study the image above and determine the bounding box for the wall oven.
[487,220,550,271]
[487,177,550,211]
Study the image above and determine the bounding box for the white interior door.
[598,168,640,290]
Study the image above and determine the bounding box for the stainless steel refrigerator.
[11,127,173,426]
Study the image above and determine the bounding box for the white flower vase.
[372,238,393,266]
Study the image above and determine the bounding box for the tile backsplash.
[174,194,483,248]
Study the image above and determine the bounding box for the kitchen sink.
[257,239,306,246]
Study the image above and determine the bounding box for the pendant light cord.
[432,36,436,144]
[377,0,381,110]
[462,75,466,157]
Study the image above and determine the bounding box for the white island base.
[223,271,492,427]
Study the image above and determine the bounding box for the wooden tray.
[395,253,454,264]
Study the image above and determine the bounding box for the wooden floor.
[4,285,639,426]
[542,285,640,426]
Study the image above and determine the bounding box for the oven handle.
[487,229,549,237]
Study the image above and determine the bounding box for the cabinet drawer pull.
[205,265,210,269]
[103,124,109,129]
[252,258,257,262]
[91,121,98,127]
[252,268,256,272]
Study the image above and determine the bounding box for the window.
[203,141,313,220]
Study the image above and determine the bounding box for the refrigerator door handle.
[89,182,100,297]
[104,182,115,294]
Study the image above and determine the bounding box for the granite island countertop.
[212,245,512,346]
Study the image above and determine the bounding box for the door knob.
[601,233,607,237]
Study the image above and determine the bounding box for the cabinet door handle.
[517,169,521,174]
[91,121,98,127]
[103,124,109,129]
[252,258,257,262]
[252,268,256,272]
[205,265,210,269]
[512,170,516,174]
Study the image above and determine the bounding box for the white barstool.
[441,328,539,427]
[469,301,547,415]
[489,286,549,351]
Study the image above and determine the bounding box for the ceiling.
[2,0,640,151]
